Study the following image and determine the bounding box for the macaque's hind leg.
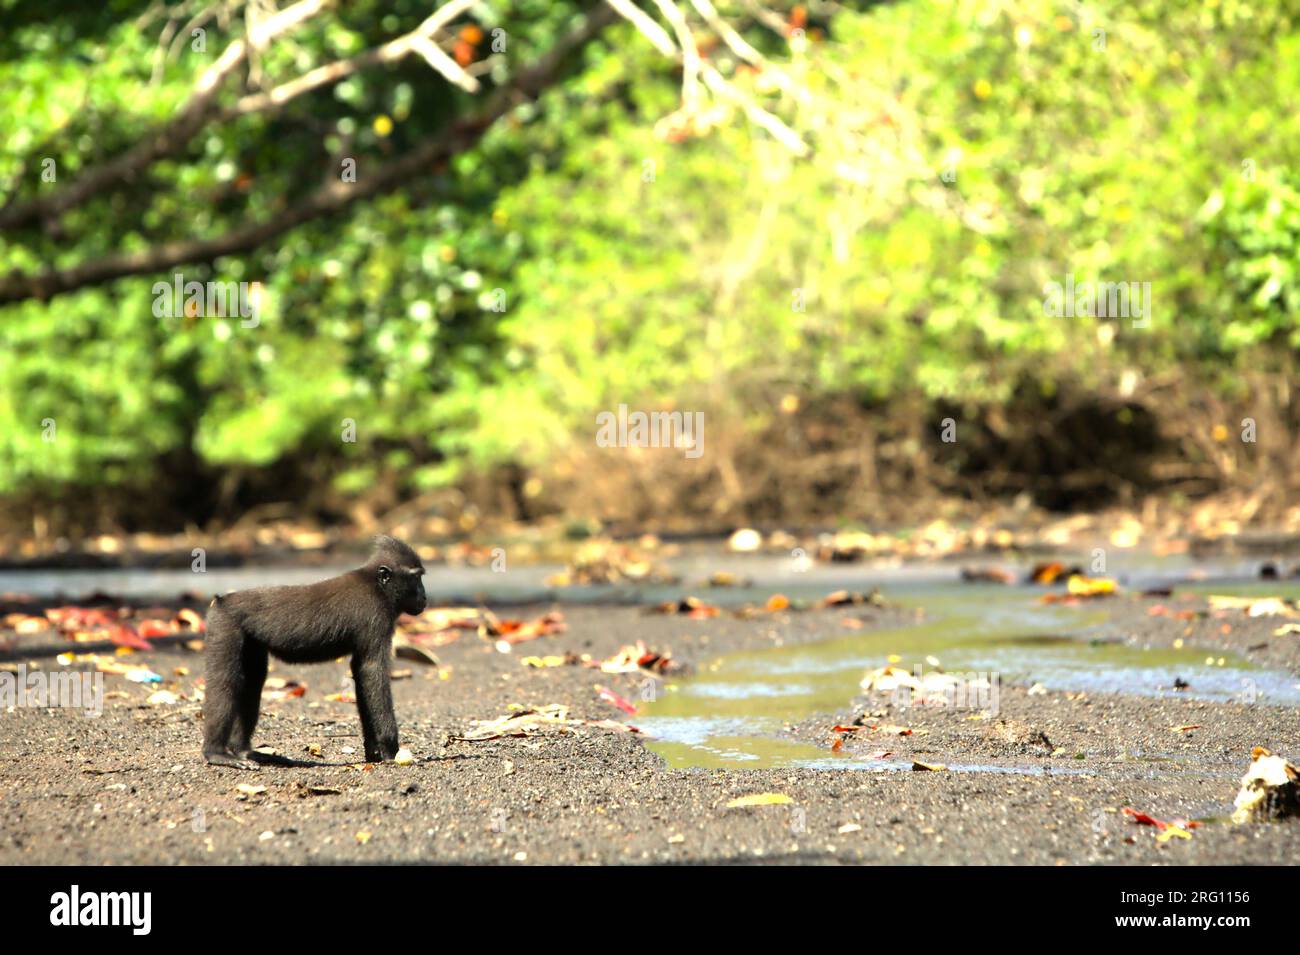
[233,639,268,758]
[202,606,260,770]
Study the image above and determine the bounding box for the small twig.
[605,0,675,55]
[649,0,702,109]
[410,35,480,92]
[689,0,807,102]
[701,63,808,155]
[226,0,480,116]
[739,0,788,36]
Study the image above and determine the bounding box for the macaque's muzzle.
[403,582,426,616]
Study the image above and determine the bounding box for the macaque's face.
[379,563,426,616]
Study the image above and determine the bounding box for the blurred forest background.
[2,0,1299,546]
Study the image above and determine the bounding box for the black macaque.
[202,535,426,769]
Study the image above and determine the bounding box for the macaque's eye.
[377,566,392,583]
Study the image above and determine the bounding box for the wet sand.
[1,589,1297,865]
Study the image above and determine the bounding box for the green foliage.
[1,0,1299,512]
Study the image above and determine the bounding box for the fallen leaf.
[175,607,205,631]
[547,539,677,585]
[1209,595,1297,618]
[393,639,440,666]
[1121,806,1200,840]
[707,571,749,587]
[960,567,1016,585]
[1029,561,1071,584]
[817,589,884,609]
[107,624,153,651]
[2,614,50,634]
[481,610,567,644]
[588,642,679,675]
[833,722,913,736]
[1068,575,1117,597]
[452,704,639,742]
[594,684,637,715]
[726,793,792,808]
[136,619,174,640]
[262,679,306,701]
[521,654,572,668]
[650,597,720,619]
[299,785,341,797]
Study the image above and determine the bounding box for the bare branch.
[225,0,479,116]
[700,63,808,155]
[409,35,481,93]
[607,0,808,156]
[648,0,702,108]
[605,0,675,56]
[688,0,806,102]
[688,0,762,65]
[739,0,788,37]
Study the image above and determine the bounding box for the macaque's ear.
[377,565,392,584]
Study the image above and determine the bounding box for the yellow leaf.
[521,655,567,668]
[726,793,793,808]
[1067,575,1117,597]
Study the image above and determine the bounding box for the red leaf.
[108,624,152,651]
[594,685,637,715]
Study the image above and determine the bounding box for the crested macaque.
[202,535,426,769]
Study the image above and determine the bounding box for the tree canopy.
[2,0,1299,532]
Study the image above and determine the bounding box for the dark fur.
[202,535,426,769]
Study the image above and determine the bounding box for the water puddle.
[640,585,1300,771]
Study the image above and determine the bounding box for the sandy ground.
[1,590,1298,865]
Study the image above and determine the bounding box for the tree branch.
[225,0,480,116]
[0,4,618,306]
[0,0,332,232]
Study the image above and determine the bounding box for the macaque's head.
[370,535,426,616]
